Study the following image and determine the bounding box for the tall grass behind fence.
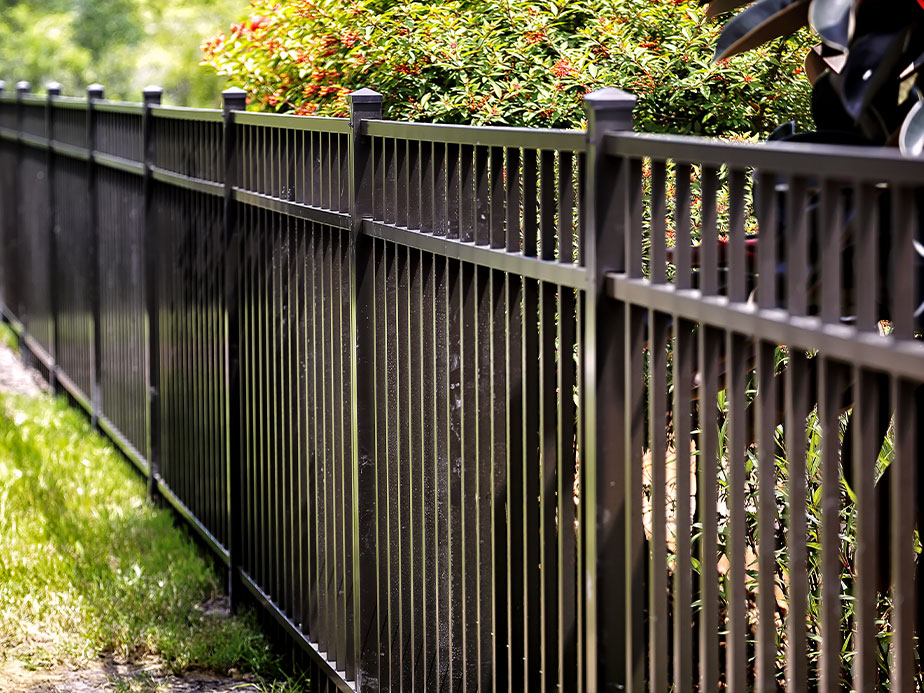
[0,79,922,692]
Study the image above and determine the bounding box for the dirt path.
[0,656,259,692]
[0,343,263,692]
[0,343,49,397]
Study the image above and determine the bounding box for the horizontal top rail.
[234,110,351,133]
[94,101,143,115]
[17,93,45,105]
[151,104,223,122]
[49,96,89,109]
[607,131,924,183]
[365,119,586,150]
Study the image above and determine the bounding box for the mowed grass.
[0,370,280,678]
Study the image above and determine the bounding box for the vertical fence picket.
[726,330,747,693]
[786,349,810,691]
[673,317,694,689]
[506,267,525,692]
[649,308,669,693]
[538,143,560,693]
[698,325,720,690]
[819,357,843,693]
[755,340,778,692]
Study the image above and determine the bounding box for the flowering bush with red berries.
[202,0,813,135]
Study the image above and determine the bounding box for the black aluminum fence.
[0,78,922,692]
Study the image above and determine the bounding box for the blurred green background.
[0,0,242,106]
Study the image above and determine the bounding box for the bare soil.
[0,657,260,693]
[0,344,50,397]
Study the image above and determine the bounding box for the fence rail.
[0,78,922,692]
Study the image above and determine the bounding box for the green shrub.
[202,0,814,135]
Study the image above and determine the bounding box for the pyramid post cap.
[142,85,163,106]
[583,87,636,108]
[15,81,31,92]
[0,81,6,91]
[87,83,104,98]
[222,86,247,113]
[348,88,383,104]
[46,82,62,95]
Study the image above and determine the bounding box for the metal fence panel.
[98,166,148,459]
[604,130,924,691]
[0,81,921,693]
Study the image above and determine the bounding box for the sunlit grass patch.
[0,324,18,353]
[0,389,279,678]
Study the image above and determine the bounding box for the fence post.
[142,85,163,500]
[221,86,248,612]
[13,81,29,328]
[86,83,104,428]
[581,87,639,693]
[46,82,61,393]
[348,87,382,690]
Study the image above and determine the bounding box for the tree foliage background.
[0,0,819,133]
[0,0,243,106]
[202,0,815,135]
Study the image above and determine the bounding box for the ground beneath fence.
[0,344,50,397]
[0,652,259,692]
[0,342,265,692]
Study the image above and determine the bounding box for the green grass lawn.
[0,353,299,687]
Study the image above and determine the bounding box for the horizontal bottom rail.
[97,414,148,475]
[238,569,356,693]
[21,333,53,372]
[55,367,92,414]
[153,473,230,565]
[1,304,25,337]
